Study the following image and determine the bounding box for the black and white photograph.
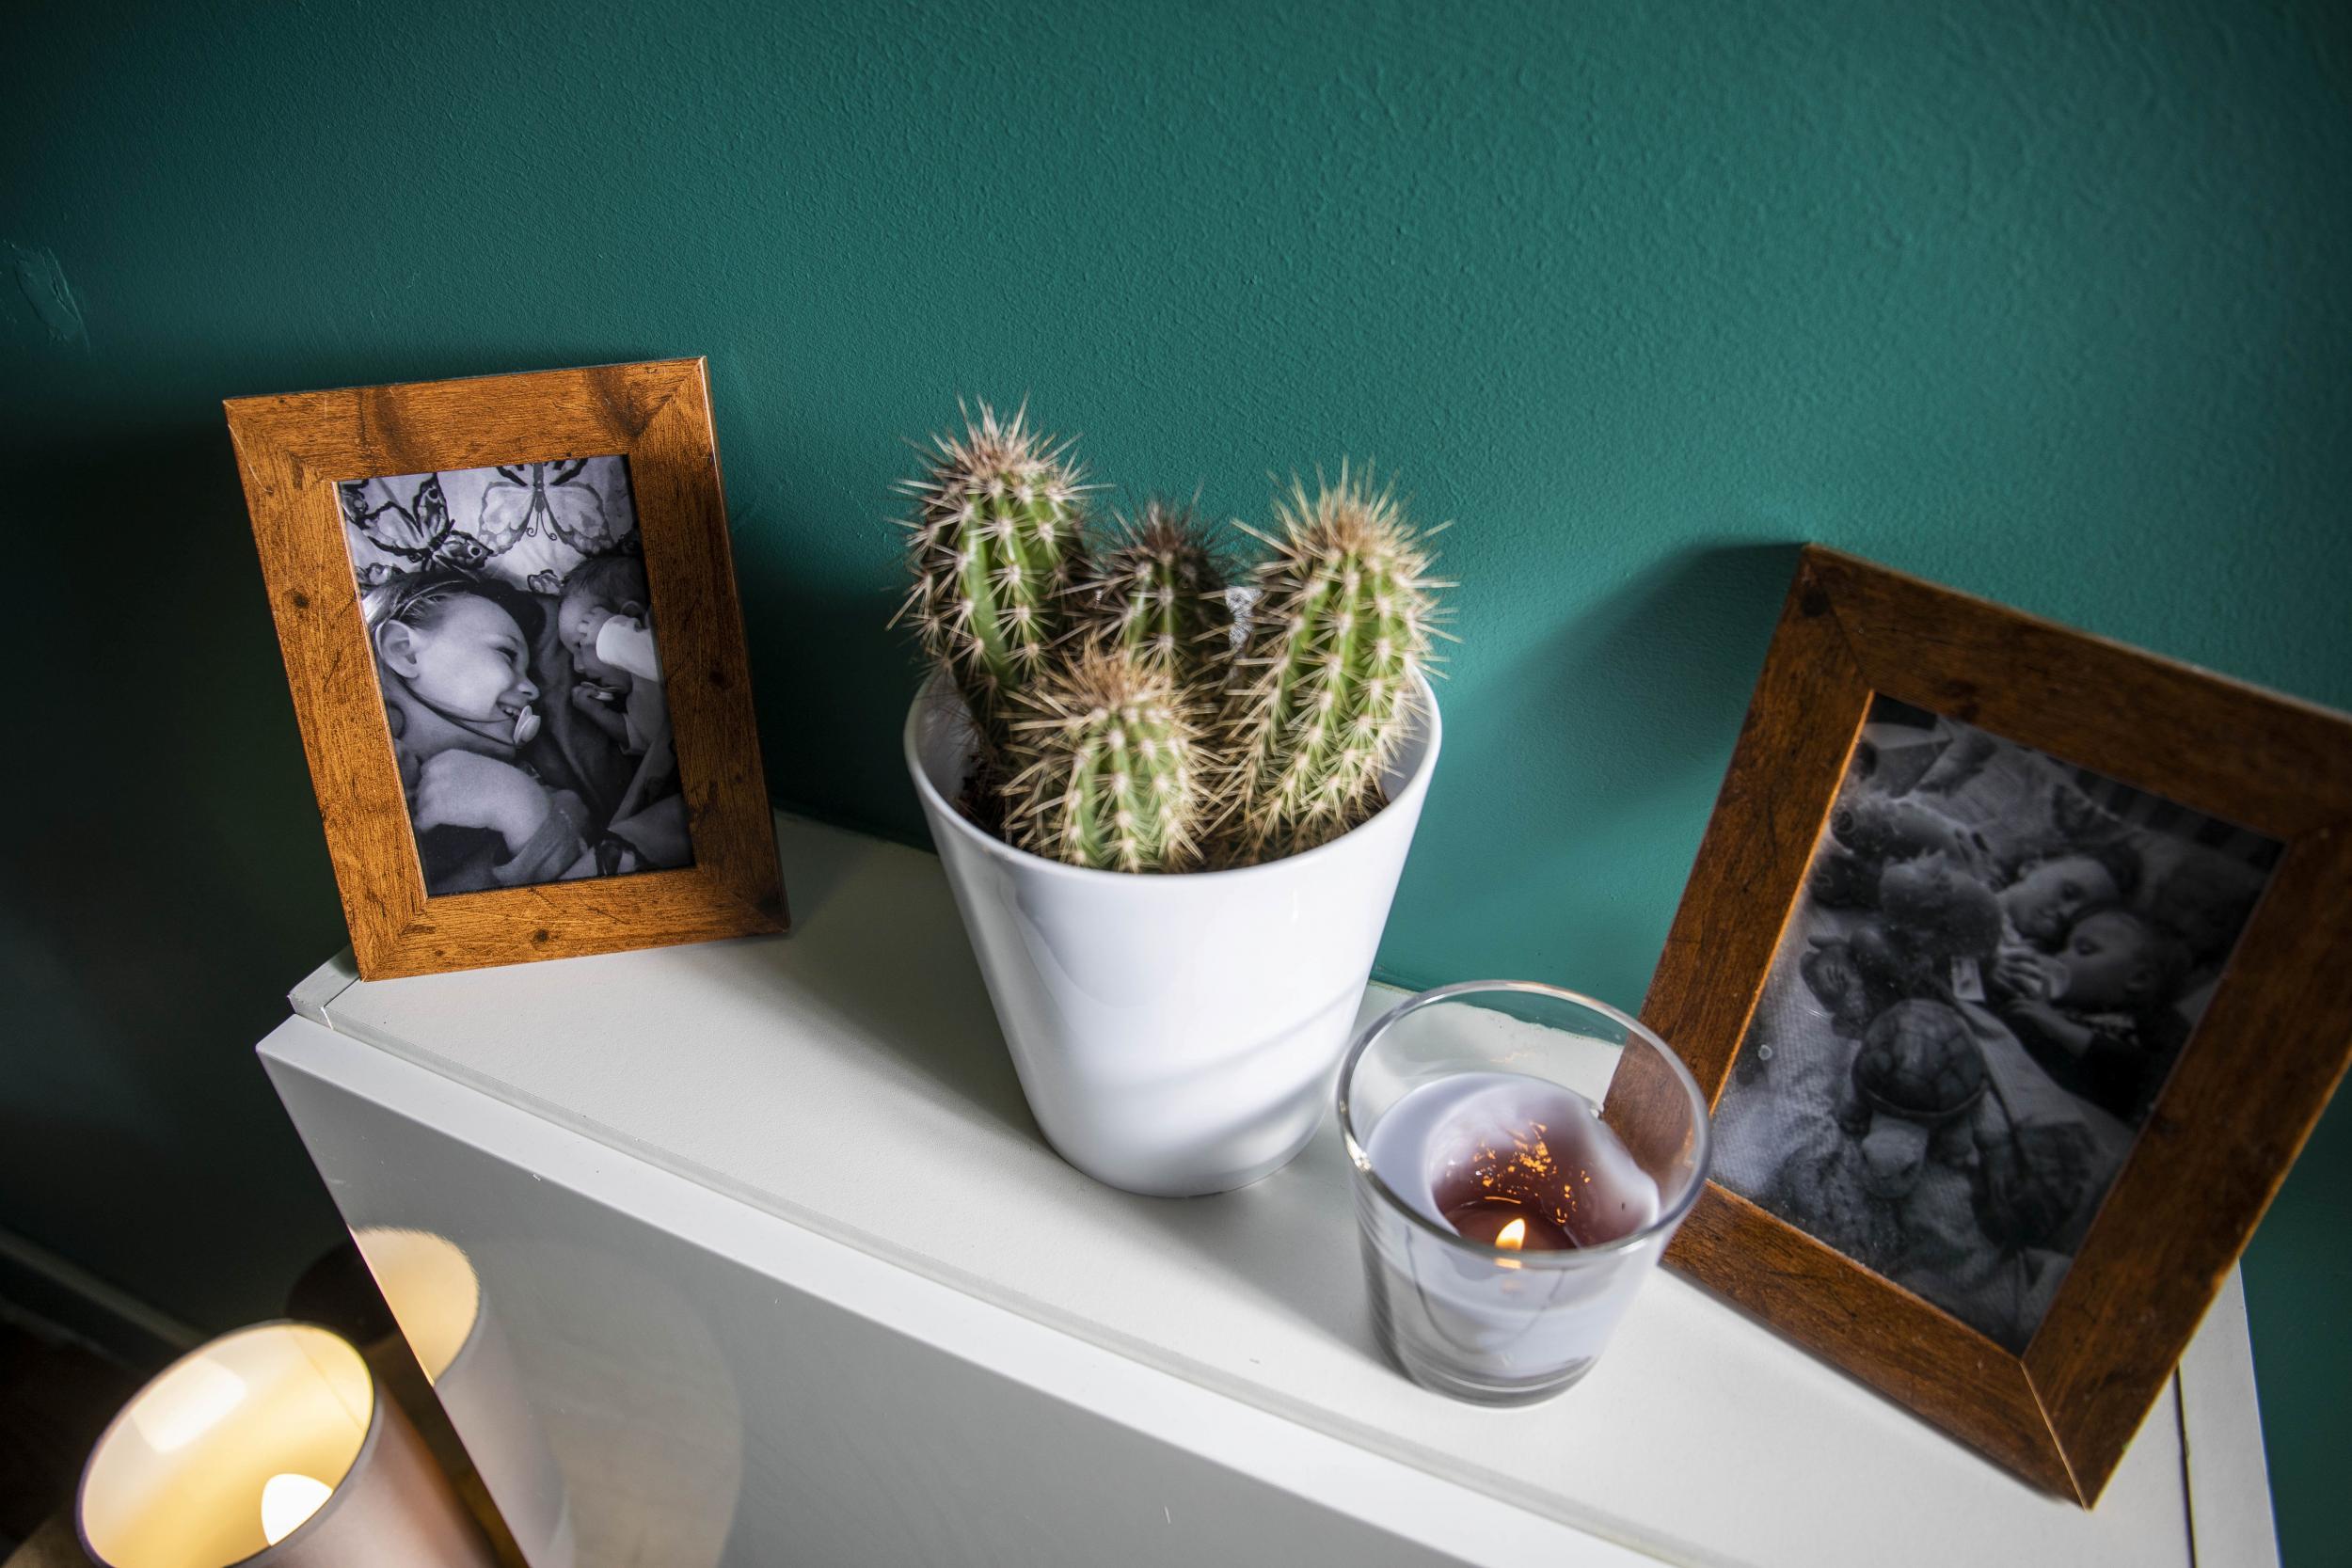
[342,455,693,896]
[1710,697,2279,1350]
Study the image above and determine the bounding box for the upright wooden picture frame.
[1641,546,2352,1502]
[229,359,785,978]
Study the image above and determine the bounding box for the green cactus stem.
[1223,465,1446,856]
[1078,499,1236,681]
[1002,643,1209,872]
[895,401,1089,727]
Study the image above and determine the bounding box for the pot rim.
[901,668,1443,885]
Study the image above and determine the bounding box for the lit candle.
[77,1321,497,1568]
[1341,983,1711,1404]
[1359,1072,1667,1394]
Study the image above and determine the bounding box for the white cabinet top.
[289,812,2268,1568]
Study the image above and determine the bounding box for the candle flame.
[1496,1217,1527,1251]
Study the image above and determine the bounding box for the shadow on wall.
[1539,540,1802,805]
[1,420,354,1327]
[1393,540,1802,1004]
[727,520,927,848]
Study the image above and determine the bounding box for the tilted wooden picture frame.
[1640,545,2352,1502]
[228,359,786,978]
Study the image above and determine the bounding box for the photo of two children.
[340,454,692,896]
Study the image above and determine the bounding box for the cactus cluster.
[897,404,1449,873]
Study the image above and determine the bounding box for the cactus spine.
[1079,499,1236,681]
[897,402,1089,728]
[1224,467,1443,855]
[1002,643,1208,872]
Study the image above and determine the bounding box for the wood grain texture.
[226,360,785,978]
[1640,545,2352,1505]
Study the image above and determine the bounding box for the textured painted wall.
[3,0,2346,1553]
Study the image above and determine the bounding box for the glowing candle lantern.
[76,1322,496,1568]
[1341,983,1712,1404]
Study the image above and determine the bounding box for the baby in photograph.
[1721,703,2277,1349]
[559,559,664,744]
[1995,906,2192,1124]
[1994,842,2139,955]
[557,556,676,823]
[367,566,689,894]
[368,574,596,893]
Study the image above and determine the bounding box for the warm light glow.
[352,1228,482,1384]
[1496,1216,1528,1251]
[261,1471,333,1545]
[125,1356,246,1453]
[83,1325,372,1568]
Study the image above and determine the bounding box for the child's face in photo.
[389,596,539,730]
[2056,911,2153,1009]
[559,594,623,683]
[2002,854,2119,945]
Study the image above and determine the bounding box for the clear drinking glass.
[1339,981,1712,1404]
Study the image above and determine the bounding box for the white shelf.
[265,812,2272,1568]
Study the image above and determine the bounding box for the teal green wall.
[5,0,2345,1552]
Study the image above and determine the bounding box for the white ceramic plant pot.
[905,673,1442,1197]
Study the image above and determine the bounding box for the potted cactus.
[898,404,1448,1196]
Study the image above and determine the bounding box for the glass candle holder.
[76,1321,497,1568]
[1339,981,1712,1404]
